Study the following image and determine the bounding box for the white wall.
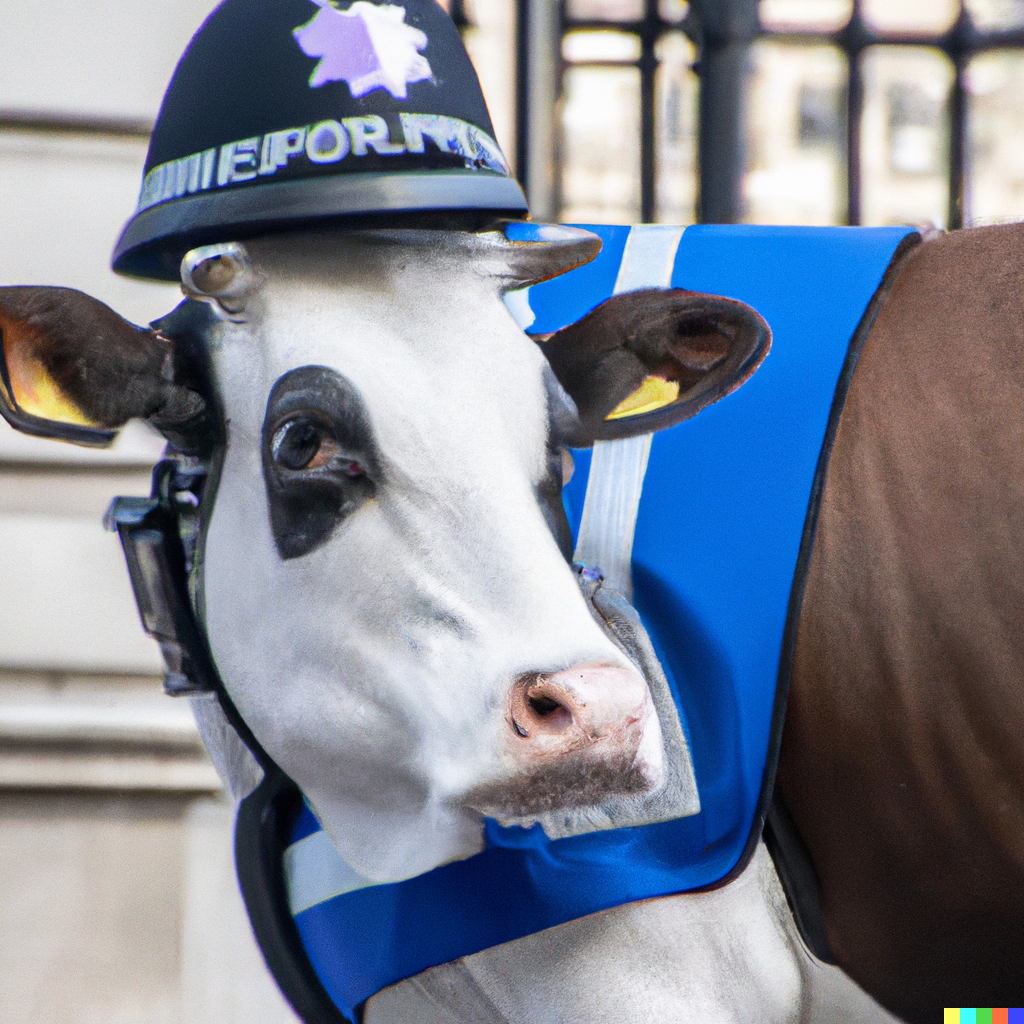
[0,2,299,1021]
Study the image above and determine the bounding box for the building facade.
[3,1,1023,1021]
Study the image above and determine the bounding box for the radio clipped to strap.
[104,460,218,698]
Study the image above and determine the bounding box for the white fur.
[365,842,900,1024]
[200,230,650,883]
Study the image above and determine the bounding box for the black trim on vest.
[235,771,353,1024]
[763,791,834,962]
[757,230,924,959]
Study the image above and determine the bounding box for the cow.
[0,220,902,1023]
[5,220,1021,1023]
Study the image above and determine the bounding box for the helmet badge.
[293,0,433,99]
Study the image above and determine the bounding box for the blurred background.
[2,0,1023,1021]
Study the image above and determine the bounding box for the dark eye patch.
[262,366,379,559]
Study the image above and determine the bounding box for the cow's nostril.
[502,664,661,799]
[528,694,563,717]
[509,675,580,739]
[521,682,574,734]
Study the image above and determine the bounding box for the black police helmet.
[113,0,528,281]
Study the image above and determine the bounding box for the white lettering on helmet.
[217,139,260,186]
[135,115,509,213]
[305,120,351,164]
[343,115,406,157]
[260,128,309,176]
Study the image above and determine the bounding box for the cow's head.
[0,225,768,881]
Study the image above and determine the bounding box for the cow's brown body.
[778,224,1024,1023]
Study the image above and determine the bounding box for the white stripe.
[612,225,684,295]
[573,226,684,599]
[574,436,652,599]
[284,829,377,915]
[503,286,536,330]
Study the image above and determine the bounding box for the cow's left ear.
[539,287,770,445]
[0,286,208,448]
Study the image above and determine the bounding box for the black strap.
[759,231,925,960]
[763,793,835,963]
[235,771,354,1024]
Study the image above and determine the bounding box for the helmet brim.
[113,169,529,282]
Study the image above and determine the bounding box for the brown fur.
[0,286,202,429]
[778,223,1024,1022]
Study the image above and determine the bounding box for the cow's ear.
[0,286,207,448]
[540,288,770,445]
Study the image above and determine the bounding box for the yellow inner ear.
[606,376,680,420]
[3,333,96,427]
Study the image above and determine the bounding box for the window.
[554,0,696,222]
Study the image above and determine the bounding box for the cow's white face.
[198,231,663,881]
[0,225,767,886]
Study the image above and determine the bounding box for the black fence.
[512,0,1024,226]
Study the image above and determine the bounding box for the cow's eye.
[262,367,377,559]
[272,416,367,477]
[272,417,338,471]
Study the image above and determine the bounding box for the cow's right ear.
[540,287,771,446]
[0,286,207,448]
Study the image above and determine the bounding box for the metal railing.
[514,0,1024,225]
[770,3,1024,228]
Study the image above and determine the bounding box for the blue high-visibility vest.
[276,224,914,1017]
